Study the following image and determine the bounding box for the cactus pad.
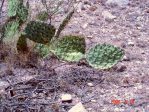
[86,44,124,69]
[24,21,56,44]
[17,5,28,22]
[51,35,86,62]
[8,0,20,17]
[3,20,19,38]
[35,44,50,58]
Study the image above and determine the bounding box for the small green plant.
[50,35,86,61]
[86,44,124,69]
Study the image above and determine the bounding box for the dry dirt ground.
[0,0,149,112]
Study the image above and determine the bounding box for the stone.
[89,6,97,12]
[68,102,87,112]
[91,99,97,102]
[82,23,88,29]
[123,55,130,61]
[102,11,116,21]
[77,2,84,12]
[127,40,135,46]
[0,80,10,90]
[87,83,94,87]
[61,94,72,102]
[87,108,92,111]
[106,0,129,7]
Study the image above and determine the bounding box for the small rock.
[89,6,97,11]
[87,108,92,111]
[61,94,72,102]
[102,11,116,21]
[68,102,87,112]
[127,40,135,46]
[0,80,10,90]
[91,99,97,102]
[87,83,94,87]
[82,23,88,29]
[123,55,130,61]
[106,0,129,7]
[77,2,84,12]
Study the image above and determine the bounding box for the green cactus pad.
[34,44,50,58]
[24,21,56,44]
[8,0,20,17]
[17,5,28,22]
[36,11,49,21]
[8,0,24,17]
[3,20,19,38]
[51,35,86,62]
[86,44,124,69]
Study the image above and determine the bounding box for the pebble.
[106,0,129,7]
[61,94,72,102]
[68,102,87,112]
[127,40,135,46]
[123,55,130,61]
[0,80,10,90]
[91,99,97,102]
[102,11,116,21]
[82,23,88,29]
[87,82,94,87]
[89,6,97,12]
[87,108,92,111]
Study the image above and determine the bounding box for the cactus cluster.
[86,44,124,69]
[51,35,86,61]
[24,21,56,44]
[3,0,124,69]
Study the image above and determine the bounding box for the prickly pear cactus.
[17,35,28,53]
[86,44,124,69]
[17,5,28,22]
[8,0,28,22]
[8,0,24,17]
[3,20,19,39]
[24,21,56,44]
[51,35,86,62]
[34,44,50,58]
[8,0,20,17]
[36,11,49,21]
